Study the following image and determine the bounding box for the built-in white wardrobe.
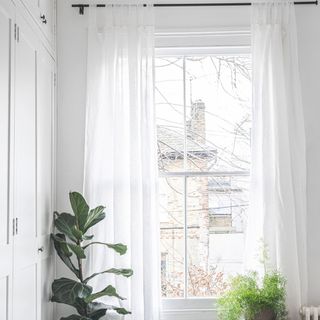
[0,0,56,319]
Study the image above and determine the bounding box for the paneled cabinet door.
[37,45,55,320]
[0,1,14,320]
[12,14,39,320]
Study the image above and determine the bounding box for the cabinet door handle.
[38,246,44,253]
[40,14,47,24]
[15,218,18,235]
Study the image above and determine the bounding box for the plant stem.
[78,257,84,282]
[76,240,88,317]
[76,241,84,282]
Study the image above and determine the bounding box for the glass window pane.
[156,57,185,173]
[156,53,252,300]
[185,56,251,172]
[186,175,249,297]
[159,177,185,298]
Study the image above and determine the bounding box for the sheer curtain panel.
[83,4,160,320]
[246,1,308,318]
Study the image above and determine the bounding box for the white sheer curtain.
[246,0,307,318]
[83,4,160,320]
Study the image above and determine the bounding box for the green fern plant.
[217,271,287,320]
[51,192,133,320]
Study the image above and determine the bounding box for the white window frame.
[155,28,251,320]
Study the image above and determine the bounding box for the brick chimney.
[187,99,210,272]
[187,99,206,145]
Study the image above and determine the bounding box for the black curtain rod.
[72,1,318,14]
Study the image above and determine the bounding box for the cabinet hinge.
[54,73,57,87]
[14,24,20,42]
[12,218,19,236]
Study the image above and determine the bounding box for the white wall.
[56,0,320,317]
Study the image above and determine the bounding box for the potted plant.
[50,191,133,320]
[217,271,288,320]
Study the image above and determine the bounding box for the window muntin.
[156,54,252,299]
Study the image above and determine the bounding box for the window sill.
[161,309,217,320]
[161,298,217,320]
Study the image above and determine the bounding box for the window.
[155,51,252,309]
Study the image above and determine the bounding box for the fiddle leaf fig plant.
[51,192,133,320]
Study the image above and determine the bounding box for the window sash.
[156,32,251,317]
[159,172,249,299]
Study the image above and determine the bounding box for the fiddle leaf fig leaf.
[84,206,106,232]
[84,285,125,303]
[71,227,84,241]
[51,278,92,306]
[69,192,89,231]
[82,234,94,241]
[52,233,86,260]
[103,268,133,277]
[83,242,127,255]
[51,234,79,279]
[68,243,86,259]
[84,268,133,284]
[73,298,88,316]
[105,243,127,255]
[54,212,78,242]
[51,234,72,257]
[86,302,107,320]
[88,310,106,320]
[114,307,131,315]
[86,302,131,319]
